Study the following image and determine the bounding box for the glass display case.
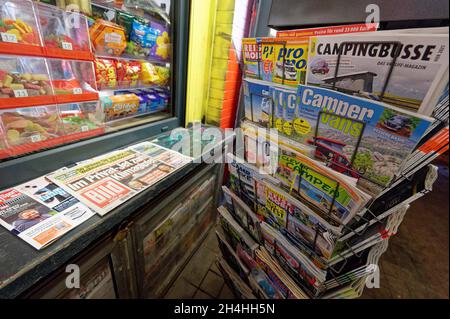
[0,0,44,56]
[0,0,188,191]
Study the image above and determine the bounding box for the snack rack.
[90,1,172,128]
[215,0,449,299]
[0,0,103,160]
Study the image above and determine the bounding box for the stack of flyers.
[128,141,193,170]
[295,84,434,194]
[0,177,94,249]
[306,31,449,116]
[255,178,341,261]
[48,150,177,216]
[275,144,371,225]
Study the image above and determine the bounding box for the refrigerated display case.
[0,0,189,190]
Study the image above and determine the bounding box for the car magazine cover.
[295,85,434,192]
[129,141,193,169]
[275,144,371,224]
[48,150,176,216]
[306,32,449,115]
[0,183,94,249]
[255,178,341,261]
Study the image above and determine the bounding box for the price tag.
[73,88,83,94]
[30,135,41,143]
[81,125,89,132]
[1,32,18,43]
[13,89,28,98]
[61,41,73,50]
[104,32,122,44]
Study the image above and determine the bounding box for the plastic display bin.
[0,105,65,156]
[0,122,11,159]
[47,58,98,104]
[0,54,54,108]
[36,2,93,61]
[58,101,105,143]
[0,0,44,56]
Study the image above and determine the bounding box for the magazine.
[0,178,94,249]
[48,150,176,216]
[306,32,449,115]
[295,84,434,193]
[275,144,371,224]
[129,141,193,169]
[255,177,341,261]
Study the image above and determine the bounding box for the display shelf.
[35,2,93,61]
[0,0,45,57]
[47,58,99,104]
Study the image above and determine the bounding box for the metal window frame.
[0,0,190,190]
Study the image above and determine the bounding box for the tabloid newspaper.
[0,177,94,249]
[128,141,193,169]
[306,32,449,115]
[48,150,176,216]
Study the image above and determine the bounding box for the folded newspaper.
[48,150,177,216]
[0,177,94,249]
[306,31,449,115]
[129,141,193,169]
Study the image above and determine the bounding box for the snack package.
[155,66,170,85]
[94,58,117,90]
[116,59,142,88]
[0,0,41,47]
[0,106,64,147]
[127,19,158,58]
[100,93,140,122]
[140,61,159,85]
[127,19,170,60]
[89,19,127,56]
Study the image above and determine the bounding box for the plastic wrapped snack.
[94,58,118,90]
[127,19,170,60]
[100,93,140,122]
[89,19,127,56]
[0,105,64,147]
[116,59,142,88]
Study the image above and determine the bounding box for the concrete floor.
[165,164,449,299]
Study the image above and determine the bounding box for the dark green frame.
[0,0,190,189]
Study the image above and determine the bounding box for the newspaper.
[48,150,176,216]
[129,141,193,170]
[0,177,94,249]
[306,32,449,115]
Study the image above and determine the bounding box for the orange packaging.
[89,20,127,56]
[101,93,140,122]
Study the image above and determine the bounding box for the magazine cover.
[306,32,449,115]
[256,178,341,261]
[0,186,94,249]
[296,84,434,191]
[48,150,176,216]
[129,141,192,169]
[243,78,273,126]
[275,144,371,224]
[259,222,327,293]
